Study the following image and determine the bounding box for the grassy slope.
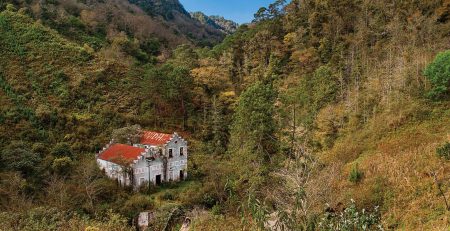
[322,102,450,229]
[280,4,450,228]
[308,66,450,230]
[0,9,145,151]
[198,1,450,229]
[306,47,450,229]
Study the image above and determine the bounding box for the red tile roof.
[141,131,173,146]
[98,144,145,164]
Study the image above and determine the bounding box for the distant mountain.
[127,0,226,46]
[190,11,239,34]
[129,0,190,20]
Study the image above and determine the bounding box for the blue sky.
[179,0,275,24]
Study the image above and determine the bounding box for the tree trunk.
[181,98,188,131]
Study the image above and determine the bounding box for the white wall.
[97,159,130,186]
[149,161,164,184]
[132,157,149,188]
[165,134,188,181]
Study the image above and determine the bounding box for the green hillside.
[0,0,449,230]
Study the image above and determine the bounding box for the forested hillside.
[0,0,227,55]
[0,0,449,230]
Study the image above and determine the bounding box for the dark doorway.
[156,175,162,185]
[179,170,184,180]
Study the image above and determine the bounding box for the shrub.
[52,157,73,174]
[319,200,382,230]
[211,203,222,215]
[424,50,450,99]
[32,143,48,155]
[201,193,218,208]
[51,142,73,158]
[0,208,134,231]
[437,142,450,160]
[160,191,175,201]
[122,195,154,218]
[1,142,41,177]
[177,184,205,206]
[66,16,85,30]
[349,164,363,184]
[5,3,15,12]
[141,38,161,56]
[137,182,158,194]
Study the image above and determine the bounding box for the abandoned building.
[96,131,188,188]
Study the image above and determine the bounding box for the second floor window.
[169,148,173,158]
[180,147,184,156]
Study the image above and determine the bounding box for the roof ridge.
[98,143,146,165]
[140,130,175,146]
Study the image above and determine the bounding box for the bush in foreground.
[424,50,450,99]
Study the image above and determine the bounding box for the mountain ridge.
[190,11,239,34]
[0,0,229,50]
[126,0,228,46]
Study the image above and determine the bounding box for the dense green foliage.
[0,208,133,231]
[349,164,363,184]
[228,81,278,193]
[230,82,278,160]
[319,201,382,231]
[437,142,450,160]
[424,50,450,99]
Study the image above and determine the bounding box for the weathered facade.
[96,131,188,188]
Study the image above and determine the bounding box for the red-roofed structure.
[97,129,188,188]
[98,144,145,164]
[140,131,173,146]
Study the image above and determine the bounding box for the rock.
[179,217,191,231]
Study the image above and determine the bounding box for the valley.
[0,0,449,230]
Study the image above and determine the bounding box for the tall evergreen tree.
[208,95,229,155]
[228,81,278,190]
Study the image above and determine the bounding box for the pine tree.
[210,96,229,155]
[228,81,278,190]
